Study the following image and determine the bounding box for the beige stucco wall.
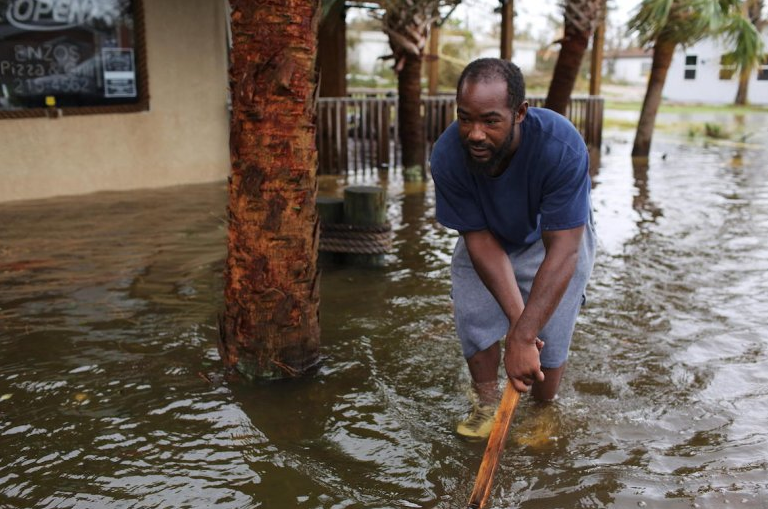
[0,0,231,203]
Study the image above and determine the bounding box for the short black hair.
[456,58,526,111]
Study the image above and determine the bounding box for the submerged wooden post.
[344,186,387,267]
[317,196,345,223]
[317,196,344,265]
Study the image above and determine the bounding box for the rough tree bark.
[219,0,321,381]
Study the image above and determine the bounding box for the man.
[430,58,596,440]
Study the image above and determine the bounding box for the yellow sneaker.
[456,402,498,440]
[515,404,560,449]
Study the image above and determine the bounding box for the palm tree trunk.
[735,65,751,105]
[545,29,590,115]
[318,0,347,98]
[398,51,425,172]
[220,0,321,381]
[545,0,601,114]
[632,37,676,158]
[500,0,514,61]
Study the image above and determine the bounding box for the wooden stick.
[466,381,521,509]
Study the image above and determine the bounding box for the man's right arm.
[463,229,524,323]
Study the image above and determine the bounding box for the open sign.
[4,0,124,31]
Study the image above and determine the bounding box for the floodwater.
[2,120,768,508]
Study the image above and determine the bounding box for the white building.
[663,29,768,105]
[606,27,768,105]
[605,47,653,85]
[348,30,391,75]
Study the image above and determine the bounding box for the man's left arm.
[503,225,584,385]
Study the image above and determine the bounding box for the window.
[684,55,697,80]
[641,62,651,77]
[758,55,768,81]
[0,0,148,119]
[719,54,737,80]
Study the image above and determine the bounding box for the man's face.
[456,79,516,176]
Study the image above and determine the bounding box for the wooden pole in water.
[317,196,344,265]
[317,196,345,224]
[467,381,521,509]
[343,185,387,267]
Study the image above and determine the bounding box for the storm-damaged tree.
[219,0,321,380]
[629,0,763,157]
[544,0,603,114]
[373,0,461,180]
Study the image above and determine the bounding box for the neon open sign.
[4,0,124,31]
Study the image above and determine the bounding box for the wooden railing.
[316,93,603,175]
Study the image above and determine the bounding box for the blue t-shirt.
[430,107,591,251]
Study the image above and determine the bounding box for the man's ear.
[514,101,529,124]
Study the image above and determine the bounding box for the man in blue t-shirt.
[430,58,596,440]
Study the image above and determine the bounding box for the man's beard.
[462,128,515,176]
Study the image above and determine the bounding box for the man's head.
[456,58,528,176]
[457,58,526,112]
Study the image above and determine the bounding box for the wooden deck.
[316,93,603,175]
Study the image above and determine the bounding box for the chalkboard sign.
[0,0,147,116]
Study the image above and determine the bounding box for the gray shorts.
[450,219,596,368]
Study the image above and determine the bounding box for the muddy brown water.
[1,125,767,508]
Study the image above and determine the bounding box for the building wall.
[0,0,231,203]
[663,32,768,105]
[349,30,390,75]
[609,57,651,85]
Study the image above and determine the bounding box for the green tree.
[544,0,603,114]
[374,0,461,179]
[628,0,763,157]
[219,0,321,380]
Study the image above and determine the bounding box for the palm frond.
[627,0,674,46]
[720,7,765,69]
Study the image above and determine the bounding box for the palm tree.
[219,0,321,380]
[544,0,603,115]
[374,0,461,179]
[629,0,763,157]
[733,0,765,105]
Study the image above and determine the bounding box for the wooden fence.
[316,93,603,175]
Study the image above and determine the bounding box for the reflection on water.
[2,125,768,508]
